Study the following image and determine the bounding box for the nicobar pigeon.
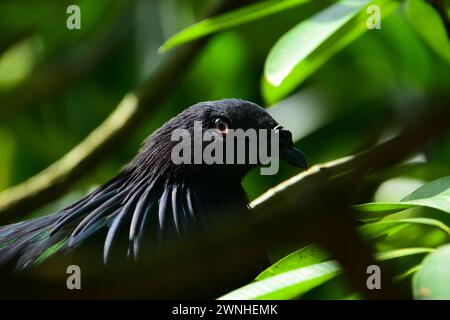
[0,99,306,275]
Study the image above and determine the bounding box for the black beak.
[275,125,307,169]
[280,145,307,169]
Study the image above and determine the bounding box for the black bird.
[0,99,306,277]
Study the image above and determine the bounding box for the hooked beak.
[275,125,307,169]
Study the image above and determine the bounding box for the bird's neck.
[122,163,251,230]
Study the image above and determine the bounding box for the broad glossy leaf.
[413,244,450,299]
[392,218,450,237]
[257,222,412,281]
[357,220,408,239]
[218,261,340,300]
[362,218,450,237]
[256,244,329,280]
[263,0,399,104]
[236,197,447,300]
[405,0,450,64]
[403,176,450,201]
[220,246,428,300]
[355,176,450,215]
[160,0,312,52]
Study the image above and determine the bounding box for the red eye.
[214,118,229,134]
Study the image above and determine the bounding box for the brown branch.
[0,0,246,224]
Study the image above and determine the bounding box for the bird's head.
[133,98,307,182]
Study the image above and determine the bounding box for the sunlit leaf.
[218,261,340,300]
[344,293,363,299]
[160,0,312,52]
[355,176,450,215]
[402,176,450,201]
[256,244,329,280]
[257,223,413,281]
[413,244,450,299]
[221,245,428,300]
[395,218,450,237]
[364,218,450,237]
[405,0,450,64]
[357,220,408,239]
[375,247,434,261]
[0,37,41,89]
[263,0,399,104]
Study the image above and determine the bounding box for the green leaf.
[230,193,448,301]
[263,0,399,104]
[219,246,427,300]
[364,218,450,237]
[391,218,450,237]
[355,203,415,214]
[357,220,409,239]
[375,247,434,261]
[355,176,450,215]
[413,244,450,299]
[402,176,450,201]
[394,264,421,282]
[218,261,340,300]
[257,222,412,282]
[405,0,450,64]
[160,0,312,52]
[256,244,330,280]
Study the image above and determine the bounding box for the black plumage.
[0,99,306,274]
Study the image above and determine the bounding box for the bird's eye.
[214,118,230,134]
